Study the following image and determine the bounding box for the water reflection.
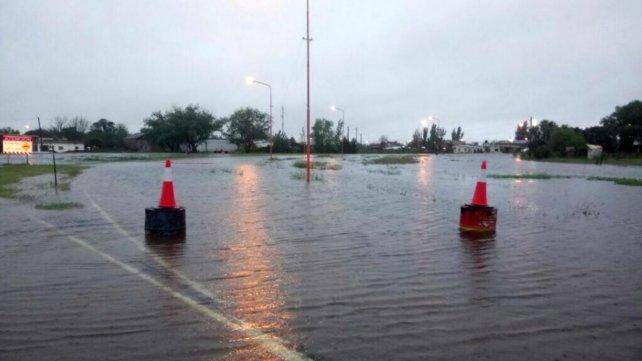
[417,155,431,187]
[459,232,496,305]
[225,164,292,339]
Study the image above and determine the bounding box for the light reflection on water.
[225,164,292,336]
[2,154,641,360]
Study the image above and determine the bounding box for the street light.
[245,75,273,157]
[330,105,346,154]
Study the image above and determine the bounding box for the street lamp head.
[420,118,429,128]
[24,125,31,130]
[245,76,255,85]
[330,105,337,111]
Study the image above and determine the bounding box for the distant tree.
[550,126,586,156]
[0,127,20,135]
[428,124,447,153]
[410,129,422,150]
[600,100,642,153]
[378,135,389,148]
[86,119,129,150]
[421,127,429,150]
[451,126,464,142]
[224,107,269,152]
[583,125,615,152]
[272,130,292,153]
[515,120,529,140]
[312,118,339,153]
[143,105,222,152]
[62,116,89,141]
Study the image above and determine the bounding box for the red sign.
[2,135,32,142]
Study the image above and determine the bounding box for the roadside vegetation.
[586,176,642,186]
[292,160,342,170]
[35,202,83,210]
[489,172,642,186]
[363,155,418,165]
[488,173,574,180]
[290,171,324,182]
[0,164,87,198]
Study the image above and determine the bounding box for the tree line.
[1,116,130,151]
[516,100,641,158]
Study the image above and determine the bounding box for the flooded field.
[1,153,641,360]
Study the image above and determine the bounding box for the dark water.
[2,154,641,360]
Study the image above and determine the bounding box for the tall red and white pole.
[305,0,311,182]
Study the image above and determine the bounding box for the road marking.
[34,203,311,361]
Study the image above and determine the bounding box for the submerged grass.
[0,164,87,198]
[290,171,324,182]
[488,173,574,180]
[292,160,342,170]
[363,155,418,165]
[528,156,642,167]
[586,176,642,186]
[35,202,84,210]
[490,172,642,187]
[367,166,402,175]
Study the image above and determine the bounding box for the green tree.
[583,125,615,152]
[143,105,222,152]
[224,107,269,152]
[451,126,464,141]
[0,127,20,135]
[550,126,586,156]
[600,100,642,153]
[272,130,292,153]
[62,116,89,141]
[428,124,446,153]
[312,118,339,153]
[515,121,529,140]
[86,119,129,150]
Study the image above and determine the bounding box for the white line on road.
[33,209,311,361]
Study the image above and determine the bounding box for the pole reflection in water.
[417,155,431,187]
[459,232,497,305]
[223,164,293,348]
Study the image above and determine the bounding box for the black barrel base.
[145,207,186,242]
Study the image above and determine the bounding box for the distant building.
[197,139,238,153]
[494,140,528,153]
[41,138,84,152]
[453,142,483,153]
[123,133,157,152]
[586,144,603,159]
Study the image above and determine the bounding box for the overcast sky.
[1,0,641,142]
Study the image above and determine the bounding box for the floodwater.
[1,153,641,360]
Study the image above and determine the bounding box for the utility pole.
[303,0,312,182]
[281,106,285,133]
[37,116,43,152]
[355,127,358,143]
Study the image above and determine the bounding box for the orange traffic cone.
[145,159,186,240]
[460,160,496,233]
[159,159,177,208]
[470,160,488,206]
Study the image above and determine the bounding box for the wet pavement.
[1,153,642,360]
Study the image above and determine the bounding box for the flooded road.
[2,154,641,360]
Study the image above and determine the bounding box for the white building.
[453,143,483,153]
[197,139,238,153]
[42,139,84,152]
[587,144,603,159]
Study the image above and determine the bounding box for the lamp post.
[330,105,345,154]
[303,0,312,182]
[245,76,273,157]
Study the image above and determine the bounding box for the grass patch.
[586,176,642,186]
[290,171,324,182]
[363,155,418,165]
[292,160,342,170]
[488,173,574,180]
[367,166,401,175]
[524,156,642,167]
[35,202,83,210]
[0,164,87,198]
